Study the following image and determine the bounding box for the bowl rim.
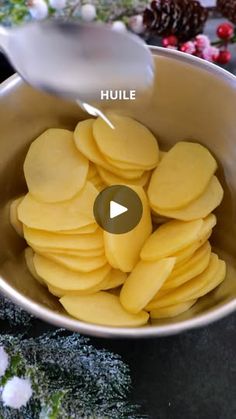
[1,46,236,338]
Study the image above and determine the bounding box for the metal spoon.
[0,21,154,102]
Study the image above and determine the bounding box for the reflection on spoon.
[77,101,115,129]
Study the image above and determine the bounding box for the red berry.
[215,50,231,64]
[162,35,178,47]
[180,41,195,54]
[217,23,234,40]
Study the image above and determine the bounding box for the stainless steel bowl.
[0,47,236,338]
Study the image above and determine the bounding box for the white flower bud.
[112,21,127,33]
[0,347,9,377]
[81,4,96,22]
[129,15,145,34]
[28,0,48,20]
[49,0,67,10]
[2,377,33,409]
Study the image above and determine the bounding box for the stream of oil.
[76,100,114,129]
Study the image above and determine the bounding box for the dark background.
[1,50,236,419]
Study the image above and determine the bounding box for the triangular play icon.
[110,200,128,219]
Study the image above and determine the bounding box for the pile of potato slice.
[9,113,226,327]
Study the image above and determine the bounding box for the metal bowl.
[0,47,236,338]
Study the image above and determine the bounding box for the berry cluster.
[162,22,235,65]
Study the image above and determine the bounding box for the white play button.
[110,200,128,219]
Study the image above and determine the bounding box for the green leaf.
[0,353,23,386]
[39,391,67,419]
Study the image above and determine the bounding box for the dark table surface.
[1,53,236,419]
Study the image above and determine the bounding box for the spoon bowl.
[0,21,154,101]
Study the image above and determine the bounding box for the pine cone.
[217,0,236,24]
[143,0,208,41]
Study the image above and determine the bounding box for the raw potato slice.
[172,214,216,266]
[140,219,203,261]
[93,113,159,169]
[10,197,24,237]
[33,253,111,291]
[162,241,211,290]
[32,244,105,258]
[104,186,152,272]
[148,141,217,210]
[74,119,144,179]
[150,300,197,318]
[60,292,149,327]
[120,257,176,314]
[23,225,104,251]
[47,274,110,297]
[152,176,223,221]
[57,223,98,235]
[104,156,145,170]
[199,213,216,237]
[24,247,45,285]
[102,270,127,290]
[97,166,150,187]
[48,285,64,297]
[24,129,89,203]
[146,253,219,309]
[18,182,97,231]
[190,259,226,299]
[42,252,107,272]
[173,231,211,265]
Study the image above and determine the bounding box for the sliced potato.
[172,214,216,266]
[47,274,109,297]
[42,252,107,272]
[33,253,111,291]
[190,259,226,299]
[74,119,144,179]
[18,182,97,231]
[150,300,197,318]
[97,166,150,187]
[24,129,88,203]
[24,247,45,285]
[148,141,217,210]
[10,196,24,237]
[163,241,211,290]
[120,257,176,314]
[93,113,159,169]
[200,213,216,237]
[140,219,203,261]
[146,253,219,309]
[104,186,152,272]
[107,150,166,169]
[57,223,98,235]
[102,269,127,290]
[173,231,211,265]
[23,225,103,251]
[152,176,223,221]
[104,156,145,170]
[48,285,64,297]
[31,244,105,258]
[60,292,149,326]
